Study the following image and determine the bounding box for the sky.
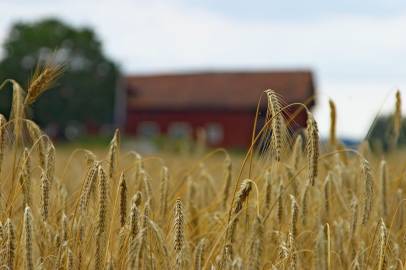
[1,0,406,139]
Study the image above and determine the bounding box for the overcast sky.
[1,0,406,139]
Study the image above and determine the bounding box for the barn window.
[137,122,160,138]
[206,123,223,144]
[168,122,192,139]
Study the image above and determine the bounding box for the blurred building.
[118,71,315,148]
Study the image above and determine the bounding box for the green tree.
[0,18,119,137]
[368,115,406,152]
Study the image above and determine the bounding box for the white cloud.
[1,0,406,138]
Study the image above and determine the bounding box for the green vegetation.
[0,18,119,138]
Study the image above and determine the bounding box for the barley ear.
[222,156,232,210]
[119,172,127,227]
[361,159,373,225]
[24,206,34,270]
[40,170,50,222]
[377,219,387,270]
[0,114,7,176]
[8,80,24,143]
[19,148,32,207]
[25,59,64,105]
[328,99,337,146]
[263,169,272,211]
[6,218,16,270]
[194,238,206,270]
[291,135,303,170]
[95,165,108,270]
[265,89,284,162]
[174,198,185,269]
[306,111,319,186]
[107,129,120,181]
[392,90,402,148]
[159,166,169,221]
[46,143,55,185]
[380,160,387,218]
[289,195,298,239]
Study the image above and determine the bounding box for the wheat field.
[0,63,405,270]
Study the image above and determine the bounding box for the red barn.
[119,71,315,148]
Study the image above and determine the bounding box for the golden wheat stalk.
[0,114,6,176]
[291,135,303,170]
[248,215,264,270]
[222,156,232,210]
[377,219,387,270]
[118,172,127,228]
[380,160,387,217]
[46,143,55,185]
[8,80,24,142]
[107,129,120,181]
[361,159,373,225]
[40,170,50,222]
[328,99,337,146]
[159,166,169,221]
[194,238,206,270]
[289,195,298,239]
[19,148,32,207]
[24,206,34,270]
[306,111,319,186]
[263,169,272,211]
[174,198,185,269]
[25,60,64,105]
[5,218,15,270]
[95,165,108,270]
[393,90,402,147]
[265,89,284,162]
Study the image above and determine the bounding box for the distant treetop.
[0,18,120,138]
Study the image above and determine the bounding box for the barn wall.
[125,109,308,148]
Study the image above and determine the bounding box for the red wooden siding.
[121,71,315,148]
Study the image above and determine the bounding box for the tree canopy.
[368,114,406,152]
[0,18,120,137]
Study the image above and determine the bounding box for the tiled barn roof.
[125,70,315,110]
